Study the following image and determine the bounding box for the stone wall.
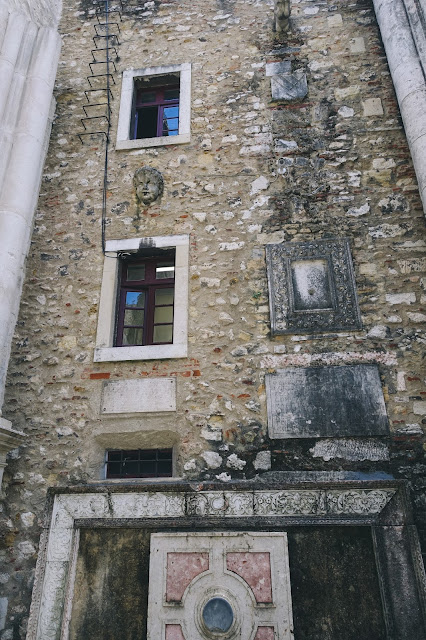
[0,0,425,637]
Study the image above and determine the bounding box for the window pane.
[137,90,156,104]
[154,306,173,324]
[163,118,179,135]
[106,461,121,477]
[156,262,175,280]
[164,88,179,100]
[153,325,173,343]
[136,106,158,139]
[107,451,122,462]
[123,327,143,345]
[140,450,156,461]
[163,106,179,119]
[155,288,174,305]
[140,461,156,476]
[158,449,173,460]
[124,309,144,326]
[125,291,145,308]
[157,461,173,476]
[123,450,139,461]
[122,461,139,476]
[127,264,145,281]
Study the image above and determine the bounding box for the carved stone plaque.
[266,239,362,334]
[147,533,294,640]
[265,365,389,438]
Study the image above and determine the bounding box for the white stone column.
[372,0,426,214]
[0,0,62,482]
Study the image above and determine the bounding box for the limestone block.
[265,365,389,438]
[362,98,384,117]
[385,293,416,305]
[327,14,343,27]
[265,61,291,76]
[350,37,365,53]
[101,378,176,414]
[271,71,307,101]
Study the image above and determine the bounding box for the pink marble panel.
[254,626,275,640]
[165,624,186,640]
[166,552,209,602]
[226,552,272,603]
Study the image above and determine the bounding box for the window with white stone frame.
[94,234,189,362]
[116,63,191,150]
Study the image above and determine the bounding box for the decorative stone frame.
[116,63,191,151]
[25,481,426,640]
[266,238,362,335]
[94,234,189,362]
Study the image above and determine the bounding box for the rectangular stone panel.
[265,365,389,438]
[101,378,176,414]
[266,238,362,334]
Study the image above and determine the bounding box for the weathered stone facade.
[0,0,425,638]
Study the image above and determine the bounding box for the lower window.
[105,448,173,479]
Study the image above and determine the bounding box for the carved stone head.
[133,166,164,206]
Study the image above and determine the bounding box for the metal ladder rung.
[87,73,116,89]
[84,87,114,102]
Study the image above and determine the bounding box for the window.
[116,254,175,347]
[94,234,189,362]
[132,85,179,140]
[116,63,191,150]
[105,449,173,479]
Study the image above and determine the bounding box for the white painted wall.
[373,0,426,214]
[0,0,62,471]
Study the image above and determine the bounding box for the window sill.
[94,344,188,362]
[116,133,190,151]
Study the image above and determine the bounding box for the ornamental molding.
[26,486,397,640]
[266,238,362,334]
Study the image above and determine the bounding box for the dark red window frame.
[132,85,180,140]
[105,449,173,479]
[115,255,175,347]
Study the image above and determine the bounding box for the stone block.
[271,71,308,101]
[265,365,389,438]
[362,98,384,117]
[266,238,362,334]
[265,61,291,76]
[101,378,176,414]
[350,37,366,53]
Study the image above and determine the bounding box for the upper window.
[116,64,191,150]
[132,85,179,140]
[117,254,175,347]
[94,234,189,362]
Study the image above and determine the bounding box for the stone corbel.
[0,417,25,488]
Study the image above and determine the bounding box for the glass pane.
[157,461,173,476]
[156,262,175,280]
[163,106,179,118]
[122,327,143,345]
[153,324,173,343]
[140,461,156,476]
[163,118,179,135]
[140,450,156,461]
[158,449,173,460]
[106,461,121,477]
[123,450,139,461]
[164,88,179,100]
[125,291,145,308]
[127,264,145,281]
[154,306,173,324]
[122,461,139,476]
[124,309,144,326]
[155,288,174,305]
[107,451,122,461]
[137,90,156,104]
[136,106,158,139]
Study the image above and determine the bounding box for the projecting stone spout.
[274,0,291,37]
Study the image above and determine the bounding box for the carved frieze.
[27,486,398,640]
[266,238,362,334]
